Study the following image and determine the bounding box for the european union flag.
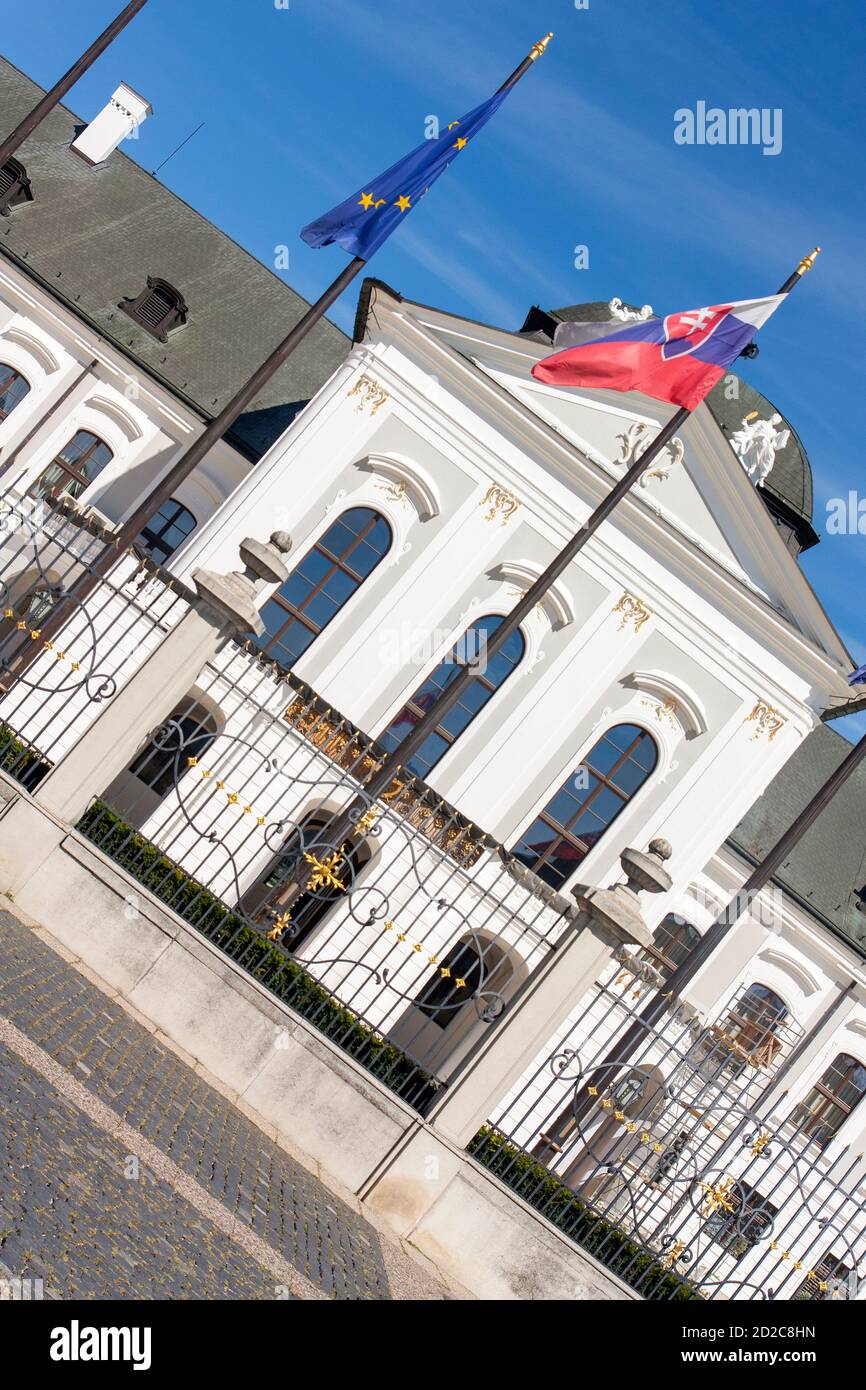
[849,663,866,686]
[301,84,516,261]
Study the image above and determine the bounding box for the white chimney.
[71,83,152,166]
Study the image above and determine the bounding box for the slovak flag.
[531,296,785,410]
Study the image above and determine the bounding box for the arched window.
[0,157,33,215]
[0,364,31,421]
[641,914,701,982]
[708,982,789,1077]
[378,614,525,780]
[789,1053,866,1148]
[242,812,371,953]
[120,277,188,342]
[30,430,113,501]
[259,507,391,667]
[129,697,220,798]
[510,723,658,889]
[138,497,197,564]
[411,936,513,1032]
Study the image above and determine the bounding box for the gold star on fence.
[601,1099,613,1110]
[428,955,438,965]
[383,921,394,931]
[187,757,198,767]
[394,195,412,213]
[440,967,451,979]
[227,792,239,805]
[587,1086,598,1096]
[454,977,467,989]
[358,192,375,210]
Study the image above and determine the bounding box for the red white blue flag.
[531,296,784,410]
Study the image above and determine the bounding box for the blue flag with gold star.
[300,84,515,260]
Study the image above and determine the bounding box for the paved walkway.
[0,911,448,1301]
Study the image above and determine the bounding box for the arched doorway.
[242,811,372,954]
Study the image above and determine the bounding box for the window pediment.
[356,453,441,521]
[624,669,708,739]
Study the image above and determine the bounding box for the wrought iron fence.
[75,632,576,1108]
[472,949,864,1300]
[0,493,190,786]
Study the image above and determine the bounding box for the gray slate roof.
[729,724,866,956]
[0,58,349,458]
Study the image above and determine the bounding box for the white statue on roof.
[729,411,790,488]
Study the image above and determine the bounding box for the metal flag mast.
[265,248,824,919]
[1,33,554,671]
[0,0,151,169]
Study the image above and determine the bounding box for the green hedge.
[77,801,437,1107]
[0,723,50,790]
[468,1126,698,1300]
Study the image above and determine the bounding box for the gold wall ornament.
[375,478,409,508]
[481,483,519,526]
[642,694,680,729]
[303,847,349,892]
[749,1131,771,1158]
[612,592,653,633]
[347,374,389,416]
[698,1176,736,1216]
[746,700,787,742]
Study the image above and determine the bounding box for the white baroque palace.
[1,53,864,1301]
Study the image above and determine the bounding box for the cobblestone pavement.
[0,911,429,1301]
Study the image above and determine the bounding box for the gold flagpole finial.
[530,32,554,60]
[796,247,821,276]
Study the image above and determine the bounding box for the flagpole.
[0,0,151,170]
[558,723,866,1137]
[0,34,555,688]
[316,252,821,810]
[105,32,556,556]
[260,251,824,930]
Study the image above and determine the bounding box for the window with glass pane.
[718,983,788,1074]
[0,364,30,421]
[258,507,391,667]
[129,700,219,798]
[138,498,196,564]
[30,430,113,501]
[705,1180,777,1260]
[415,939,484,1029]
[378,615,525,780]
[641,914,701,982]
[510,723,658,889]
[789,1053,866,1148]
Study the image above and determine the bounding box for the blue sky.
[3,0,865,735]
